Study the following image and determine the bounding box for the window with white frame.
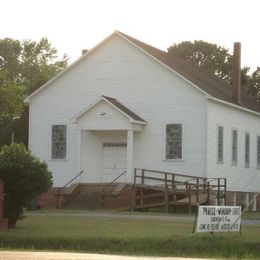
[232,129,238,165]
[166,124,182,159]
[51,125,67,159]
[245,133,250,167]
[257,136,260,168]
[217,126,224,163]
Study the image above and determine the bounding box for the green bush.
[0,143,52,227]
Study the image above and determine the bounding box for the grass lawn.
[0,210,260,259]
[242,211,260,220]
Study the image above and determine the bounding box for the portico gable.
[71,96,146,183]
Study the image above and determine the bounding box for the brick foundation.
[38,188,58,209]
[0,180,8,229]
[38,188,71,209]
[103,185,133,209]
[38,185,133,209]
[37,184,260,212]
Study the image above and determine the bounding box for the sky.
[1,0,259,70]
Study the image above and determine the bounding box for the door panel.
[101,143,127,182]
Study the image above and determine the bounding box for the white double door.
[101,142,127,183]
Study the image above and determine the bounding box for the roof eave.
[208,96,260,117]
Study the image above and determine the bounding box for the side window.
[231,129,238,165]
[217,126,224,163]
[245,133,250,167]
[166,124,182,159]
[257,136,260,168]
[51,125,67,159]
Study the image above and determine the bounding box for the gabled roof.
[116,31,260,114]
[25,30,260,114]
[72,95,146,124]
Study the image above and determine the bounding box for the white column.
[76,129,82,178]
[127,129,134,183]
[252,193,257,211]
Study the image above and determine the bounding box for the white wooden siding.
[207,99,260,192]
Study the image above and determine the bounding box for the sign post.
[194,205,241,233]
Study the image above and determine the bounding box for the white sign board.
[195,206,241,233]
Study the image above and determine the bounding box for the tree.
[243,67,260,102]
[0,143,52,227]
[168,40,233,83]
[0,37,68,145]
[20,38,68,93]
[168,40,260,102]
[0,38,25,123]
[0,80,25,122]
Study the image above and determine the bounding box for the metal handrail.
[56,170,83,209]
[102,170,127,194]
[101,170,127,208]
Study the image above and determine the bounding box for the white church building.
[25,31,260,209]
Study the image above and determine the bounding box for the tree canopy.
[168,40,260,102]
[0,37,68,124]
[0,39,25,122]
[243,67,260,102]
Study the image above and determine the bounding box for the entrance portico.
[72,96,146,183]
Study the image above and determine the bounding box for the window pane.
[52,125,66,159]
[245,133,250,167]
[232,130,237,164]
[217,126,223,163]
[257,136,260,168]
[166,124,182,159]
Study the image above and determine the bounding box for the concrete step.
[64,183,130,209]
[66,190,100,209]
[79,184,116,193]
